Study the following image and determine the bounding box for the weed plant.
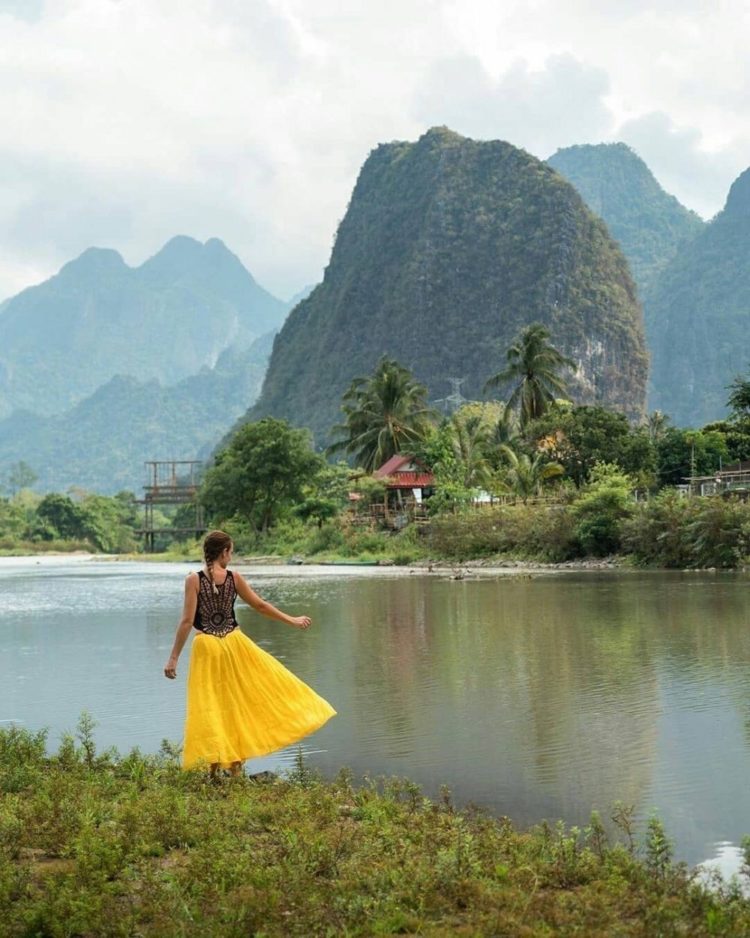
[2,719,750,936]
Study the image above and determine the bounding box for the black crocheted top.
[193,570,239,638]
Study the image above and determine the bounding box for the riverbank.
[7,489,750,569]
[1,723,749,936]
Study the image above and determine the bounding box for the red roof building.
[373,454,434,490]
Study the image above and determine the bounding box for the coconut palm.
[328,357,436,472]
[452,412,493,489]
[485,323,575,429]
[646,410,670,444]
[497,445,564,502]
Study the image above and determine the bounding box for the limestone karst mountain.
[0,236,287,419]
[547,143,703,296]
[247,127,648,441]
[645,167,750,426]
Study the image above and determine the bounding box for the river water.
[2,556,750,871]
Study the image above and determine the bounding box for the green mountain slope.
[547,143,704,295]
[0,236,286,418]
[0,333,274,494]
[646,167,750,426]
[247,127,648,441]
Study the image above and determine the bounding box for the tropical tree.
[452,413,493,490]
[646,410,670,444]
[328,357,435,472]
[573,462,634,556]
[418,412,493,512]
[496,446,564,503]
[3,461,37,497]
[202,418,323,533]
[527,404,656,488]
[727,373,750,420]
[484,323,575,428]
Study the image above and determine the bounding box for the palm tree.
[646,410,670,444]
[484,323,575,428]
[452,413,492,489]
[497,445,564,502]
[328,357,436,471]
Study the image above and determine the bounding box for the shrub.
[572,463,634,557]
[623,493,750,568]
[427,502,577,561]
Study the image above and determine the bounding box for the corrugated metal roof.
[374,454,413,478]
[383,472,434,488]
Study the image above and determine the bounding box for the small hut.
[373,454,434,526]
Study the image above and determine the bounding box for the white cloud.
[413,53,613,156]
[0,0,748,300]
[617,112,750,219]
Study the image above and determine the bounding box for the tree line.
[4,321,750,560]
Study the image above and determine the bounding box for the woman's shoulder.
[185,570,202,587]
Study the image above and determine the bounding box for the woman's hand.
[164,656,178,679]
[291,616,311,630]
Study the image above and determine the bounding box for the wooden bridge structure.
[137,460,206,552]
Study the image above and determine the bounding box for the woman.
[164,530,336,776]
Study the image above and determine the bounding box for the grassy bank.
[2,722,750,936]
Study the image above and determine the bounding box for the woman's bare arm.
[233,571,311,630]
[164,573,199,678]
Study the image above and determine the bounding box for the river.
[2,555,749,873]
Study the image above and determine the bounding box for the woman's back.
[193,570,238,637]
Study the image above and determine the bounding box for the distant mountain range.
[0,235,287,419]
[0,237,292,492]
[0,333,275,494]
[247,127,648,441]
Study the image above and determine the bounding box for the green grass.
[2,720,750,936]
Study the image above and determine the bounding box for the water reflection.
[2,560,750,865]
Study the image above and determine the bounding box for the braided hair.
[203,530,233,595]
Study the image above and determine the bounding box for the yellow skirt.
[182,628,336,769]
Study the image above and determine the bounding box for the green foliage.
[622,492,750,568]
[78,492,139,552]
[702,420,750,465]
[727,373,750,420]
[202,418,323,533]
[328,357,435,472]
[34,494,88,541]
[485,322,575,427]
[418,417,488,512]
[293,462,353,528]
[572,463,634,556]
[528,403,656,487]
[3,720,748,936]
[249,128,648,442]
[428,502,578,562]
[496,444,564,502]
[0,489,140,553]
[645,815,673,878]
[656,427,728,488]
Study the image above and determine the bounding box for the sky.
[0,0,748,302]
